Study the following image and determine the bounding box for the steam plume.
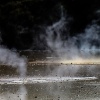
[43,9,100,77]
[45,16,100,61]
[0,46,27,77]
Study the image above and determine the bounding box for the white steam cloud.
[0,46,27,77]
[45,15,100,60]
[43,10,100,77]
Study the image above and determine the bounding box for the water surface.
[0,51,100,100]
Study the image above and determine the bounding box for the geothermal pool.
[0,76,100,100]
[0,51,100,100]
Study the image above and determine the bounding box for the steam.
[0,46,27,77]
[43,8,100,77]
[18,85,27,100]
[45,15,100,61]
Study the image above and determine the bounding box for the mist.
[42,9,100,77]
[0,46,27,77]
[0,85,27,100]
[45,13,100,61]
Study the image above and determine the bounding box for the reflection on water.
[0,80,100,100]
[0,64,100,100]
[0,85,27,100]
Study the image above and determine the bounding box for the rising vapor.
[42,8,100,77]
[0,46,27,77]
